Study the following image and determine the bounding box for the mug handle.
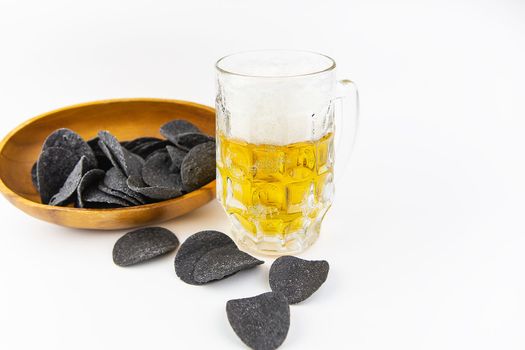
[334,79,360,183]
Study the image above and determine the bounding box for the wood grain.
[0,98,217,230]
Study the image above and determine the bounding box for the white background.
[1,0,524,349]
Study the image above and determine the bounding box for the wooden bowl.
[0,98,216,230]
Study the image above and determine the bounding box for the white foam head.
[216,51,336,145]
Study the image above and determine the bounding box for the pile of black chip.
[112,227,330,350]
[226,255,329,350]
[31,120,215,207]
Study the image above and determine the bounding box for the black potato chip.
[97,183,141,206]
[160,119,200,144]
[127,175,183,201]
[124,137,162,151]
[180,141,216,192]
[81,186,132,208]
[103,167,147,205]
[144,148,168,162]
[98,131,144,177]
[97,138,122,173]
[226,292,290,350]
[131,140,170,159]
[269,256,329,304]
[174,230,235,285]
[87,137,113,171]
[49,156,90,206]
[113,227,180,267]
[36,147,78,204]
[142,152,182,189]
[192,245,263,284]
[76,169,105,208]
[166,145,187,173]
[123,149,145,178]
[42,128,97,168]
[174,132,214,151]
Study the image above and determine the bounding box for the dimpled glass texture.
[216,50,336,255]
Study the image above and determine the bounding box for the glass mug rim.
[215,49,336,79]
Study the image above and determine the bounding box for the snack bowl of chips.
[0,98,216,230]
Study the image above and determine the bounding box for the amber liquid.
[217,132,334,243]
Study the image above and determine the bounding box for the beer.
[217,132,334,245]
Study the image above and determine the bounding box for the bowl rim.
[0,97,216,213]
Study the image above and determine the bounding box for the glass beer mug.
[215,50,358,255]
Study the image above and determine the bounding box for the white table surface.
[1,1,524,349]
